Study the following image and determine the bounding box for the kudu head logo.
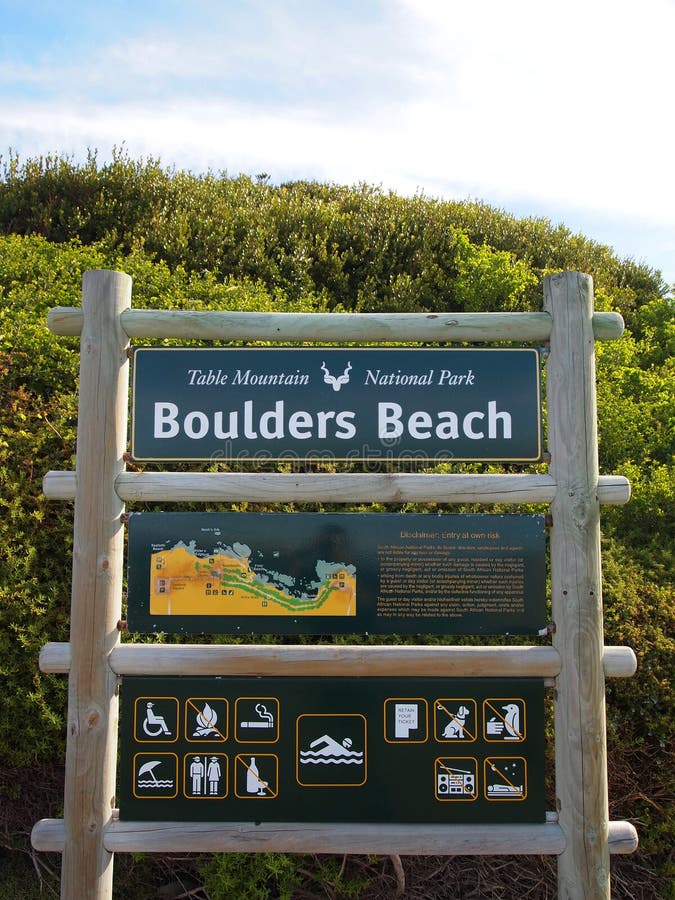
[320,360,352,391]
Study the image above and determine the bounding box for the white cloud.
[0,0,673,282]
[392,0,675,220]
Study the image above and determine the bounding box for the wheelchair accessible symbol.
[144,703,171,736]
[134,697,179,743]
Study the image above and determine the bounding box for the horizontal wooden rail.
[42,471,632,505]
[602,646,638,678]
[31,817,638,856]
[42,643,560,677]
[46,307,625,342]
[39,642,637,679]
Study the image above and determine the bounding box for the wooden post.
[33,271,634,897]
[61,271,131,899]
[544,272,610,898]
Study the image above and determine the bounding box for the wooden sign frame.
[33,271,638,899]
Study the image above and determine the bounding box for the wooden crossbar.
[32,817,639,856]
[46,306,625,342]
[42,470,632,505]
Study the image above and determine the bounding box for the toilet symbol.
[143,702,172,737]
[184,753,228,798]
[189,755,205,794]
[207,756,222,794]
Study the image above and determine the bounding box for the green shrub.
[0,155,672,897]
[198,852,301,900]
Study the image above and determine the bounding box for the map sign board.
[119,676,546,824]
[130,348,542,462]
[126,512,547,635]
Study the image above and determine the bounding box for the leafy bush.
[0,154,672,897]
[199,852,302,900]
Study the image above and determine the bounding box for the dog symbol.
[442,705,471,739]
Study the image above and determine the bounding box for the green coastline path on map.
[150,540,357,617]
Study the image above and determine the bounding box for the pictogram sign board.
[119,676,546,824]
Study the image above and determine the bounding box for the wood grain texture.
[37,276,634,897]
[38,641,638,678]
[59,271,131,900]
[41,470,632,505]
[109,643,562,676]
[46,306,625,341]
[31,817,636,856]
[545,272,611,898]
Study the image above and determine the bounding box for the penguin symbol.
[502,703,521,740]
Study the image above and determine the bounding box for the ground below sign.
[119,677,546,824]
[126,513,546,635]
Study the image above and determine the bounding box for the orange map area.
[150,545,356,617]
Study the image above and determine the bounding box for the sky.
[1,0,674,289]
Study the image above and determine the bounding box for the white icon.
[246,757,269,795]
[189,756,204,793]
[394,703,418,738]
[207,757,222,794]
[137,759,174,789]
[437,764,475,797]
[441,704,472,739]
[487,782,523,796]
[193,702,219,737]
[189,755,224,795]
[486,703,522,740]
[486,759,525,797]
[142,702,172,737]
[240,703,275,730]
[320,360,352,391]
[299,734,363,766]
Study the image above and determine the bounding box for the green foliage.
[197,852,371,899]
[198,852,301,900]
[453,232,538,312]
[0,154,672,897]
[0,232,328,765]
[309,855,371,897]
[2,150,666,318]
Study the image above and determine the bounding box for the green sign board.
[119,676,546,824]
[126,513,546,635]
[130,348,542,462]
